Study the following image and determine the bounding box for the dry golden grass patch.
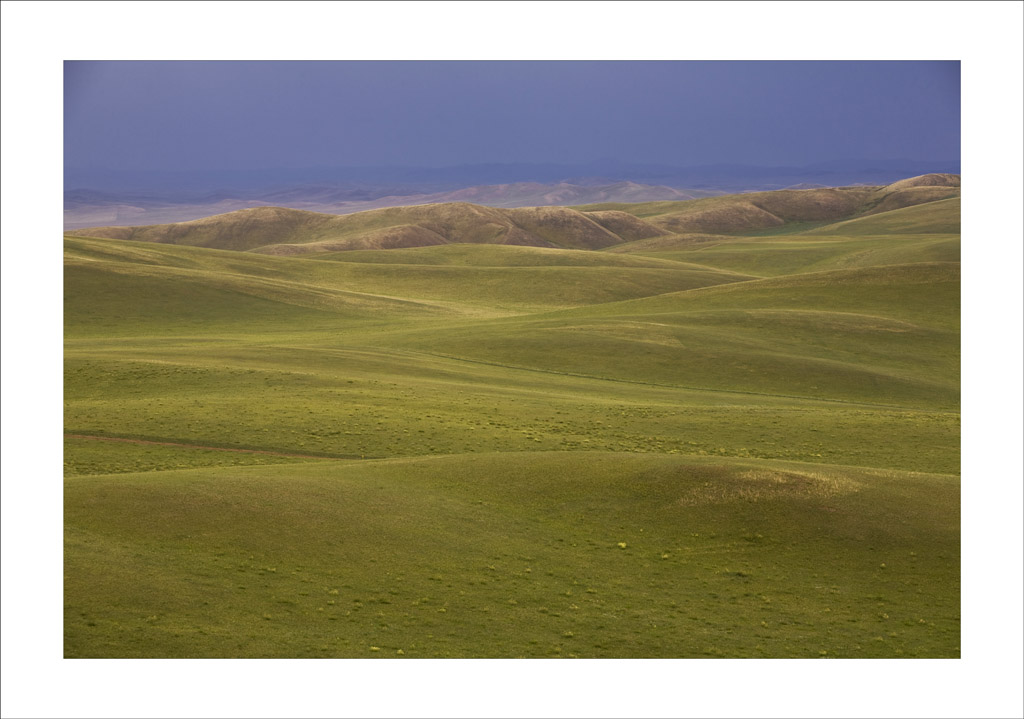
[677,467,861,506]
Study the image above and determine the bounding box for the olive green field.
[64,177,961,657]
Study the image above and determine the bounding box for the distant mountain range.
[64,159,960,230]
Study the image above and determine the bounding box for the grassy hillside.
[312,243,692,267]
[604,197,961,277]
[370,263,960,413]
[65,235,755,325]
[613,234,959,277]
[69,202,668,255]
[808,197,961,235]
[66,453,958,658]
[583,210,670,242]
[579,175,960,237]
[64,180,960,658]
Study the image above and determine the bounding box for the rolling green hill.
[806,196,961,236]
[66,452,958,659]
[370,262,959,412]
[64,178,960,658]
[610,233,960,277]
[64,235,756,326]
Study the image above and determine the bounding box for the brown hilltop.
[501,206,623,250]
[862,186,961,216]
[643,187,876,235]
[69,201,667,254]
[69,206,345,252]
[881,173,960,192]
[582,210,670,243]
[857,174,961,216]
[580,176,960,239]
[652,201,787,234]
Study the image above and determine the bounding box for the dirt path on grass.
[64,434,354,460]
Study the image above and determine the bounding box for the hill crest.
[68,175,959,254]
[70,201,670,254]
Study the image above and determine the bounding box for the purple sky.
[64,61,960,173]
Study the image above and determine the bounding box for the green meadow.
[64,191,960,657]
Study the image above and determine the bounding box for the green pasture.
[65,453,959,658]
[64,342,957,474]
[621,234,960,277]
[64,195,960,657]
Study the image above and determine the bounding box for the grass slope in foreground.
[66,453,958,658]
[64,189,960,658]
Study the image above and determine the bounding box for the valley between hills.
[64,174,960,658]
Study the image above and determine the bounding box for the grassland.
[64,182,960,658]
[66,454,958,659]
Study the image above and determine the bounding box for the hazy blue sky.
[64,61,960,172]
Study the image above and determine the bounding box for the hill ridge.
[67,174,959,255]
